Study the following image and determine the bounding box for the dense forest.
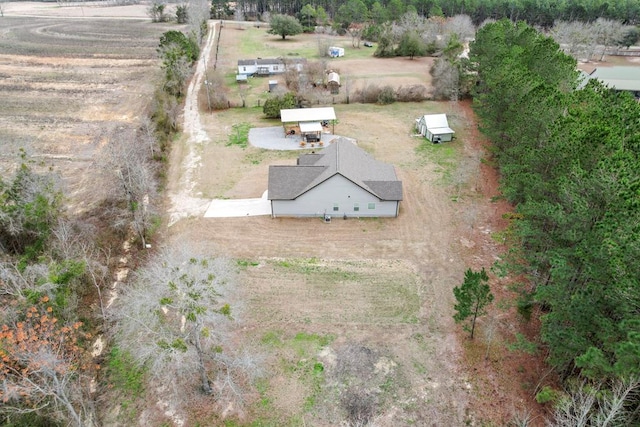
[222,0,640,25]
[469,18,639,421]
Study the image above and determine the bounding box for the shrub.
[263,92,297,118]
[353,83,382,104]
[396,85,428,102]
[148,1,168,22]
[536,385,559,404]
[176,5,188,24]
[0,154,62,259]
[377,85,396,104]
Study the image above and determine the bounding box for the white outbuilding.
[328,46,345,57]
[416,113,455,143]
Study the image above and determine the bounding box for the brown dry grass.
[0,15,177,213]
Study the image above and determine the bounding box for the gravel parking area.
[248,126,354,150]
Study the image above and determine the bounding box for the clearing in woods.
[165,24,533,425]
[0,4,546,424]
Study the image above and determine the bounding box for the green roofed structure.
[589,66,640,98]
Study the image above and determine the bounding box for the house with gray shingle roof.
[268,138,403,218]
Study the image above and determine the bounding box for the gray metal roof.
[420,114,455,134]
[238,58,284,66]
[238,58,307,67]
[590,66,640,91]
[268,138,403,201]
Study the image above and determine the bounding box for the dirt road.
[167,21,219,226]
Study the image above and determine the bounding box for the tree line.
[0,2,214,424]
[218,0,640,26]
[469,18,639,420]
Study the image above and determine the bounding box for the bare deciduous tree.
[593,18,626,61]
[347,23,365,48]
[551,21,595,61]
[187,0,210,44]
[138,116,160,160]
[51,219,111,319]
[97,126,157,248]
[110,246,243,403]
[431,57,460,101]
[548,377,640,427]
[443,14,475,42]
[203,70,229,110]
[316,35,332,57]
[148,0,169,23]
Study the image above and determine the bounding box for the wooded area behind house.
[470,19,640,422]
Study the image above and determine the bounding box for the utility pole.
[204,80,212,111]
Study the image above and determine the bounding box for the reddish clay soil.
[456,100,550,426]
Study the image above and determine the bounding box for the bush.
[263,92,297,118]
[148,1,168,22]
[176,5,188,24]
[396,84,428,102]
[377,85,396,104]
[0,154,63,258]
[342,388,376,425]
[353,83,382,104]
[536,385,560,404]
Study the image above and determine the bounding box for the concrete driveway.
[204,190,271,218]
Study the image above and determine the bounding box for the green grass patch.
[227,122,253,148]
[261,330,284,347]
[106,347,145,397]
[250,258,422,325]
[291,331,334,357]
[277,258,360,281]
[103,347,146,422]
[237,259,260,268]
[415,139,460,183]
[243,331,335,425]
[237,28,320,59]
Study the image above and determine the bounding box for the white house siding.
[417,117,453,142]
[271,175,399,218]
[416,119,427,136]
[426,129,453,142]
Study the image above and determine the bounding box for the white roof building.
[280,107,336,123]
[416,113,455,143]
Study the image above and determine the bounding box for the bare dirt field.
[0,7,174,212]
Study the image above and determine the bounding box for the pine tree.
[453,268,494,339]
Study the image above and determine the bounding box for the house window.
[273,65,279,71]
[243,66,246,71]
[368,203,376,210]
[333,204,339,212]
[354,203,359,212]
